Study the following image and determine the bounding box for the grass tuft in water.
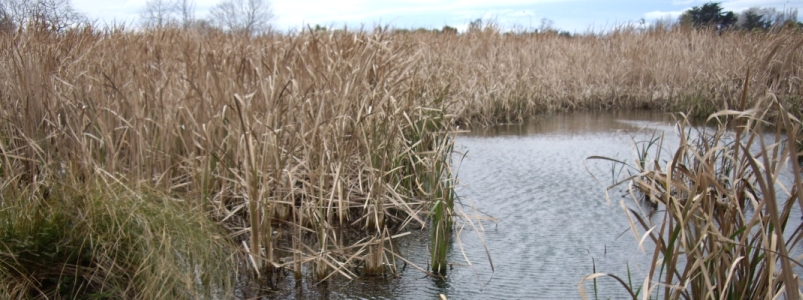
[585,91,803,299]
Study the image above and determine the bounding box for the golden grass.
[583,88,803,299]
[0,23,802,297]
[0,25,458,296]
[405,27,802,125]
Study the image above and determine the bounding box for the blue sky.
[72,0,803,32]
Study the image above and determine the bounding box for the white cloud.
[643,10,684,20]
[668,0,801,12]
[720,0,802,13]
[272,0,570,29]
[506,10,536,17]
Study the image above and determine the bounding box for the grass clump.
[0,25,461,294]
[583,89,803,299]
[0,177,236,299]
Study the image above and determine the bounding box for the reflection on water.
[464,110,675,137]
[268,110,799,299]
[446,110,674,299]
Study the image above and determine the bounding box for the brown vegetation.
[583,88,803,299]
[402,27,803,125]
[0,24,801,298]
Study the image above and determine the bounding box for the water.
[443,110,672,299]
[270,110,801,299]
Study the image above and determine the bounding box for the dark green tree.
[740,9,771,31]
[680,2,737,29]
[441,25,457,34]
[468,18,482,32]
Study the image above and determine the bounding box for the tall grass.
[1,22,802,297]
[0,26,458,295]
[407,27,803,125]
[582,87,803,299]
[0,171,237,298]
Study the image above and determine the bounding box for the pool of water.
[268,110,801,299]
[439,110,672,299]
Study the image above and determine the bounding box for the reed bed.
[406,27,803,125]
[582,86,803,299]
[0,23,802,297]
[0,26,456,297]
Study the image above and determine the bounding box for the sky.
[71,0,803,33]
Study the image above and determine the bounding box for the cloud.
[274,0,561,18]
[668,0,800,12]
[643,10,684,20]
[272,0,572,29]
[506,10,536,18]
[719,0,802,13]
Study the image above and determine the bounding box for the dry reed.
[1,23,802,297]
[0,25,456,296]
[582,86,803,299]
[406,26,803,125]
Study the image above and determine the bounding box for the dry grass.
[0,173,237,299]
[0,23,802,297]
[583,86,803,299]
[406,26,803,125]
[0,26,456,296]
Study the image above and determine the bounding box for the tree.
[0,5,13,32]
[468,18,482,32]
[176,0,195,28]
[679,2,737,29]
[771,8,799,30]
[441,25,457,35]
[735,7,799,31]
[539,18,554,33]
[140,0,197,29]
[141,0,175,28]
[738,7,772,31]
[0,0,86,31]
[209,0,273,35]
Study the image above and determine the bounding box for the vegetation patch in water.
[584,89,803,299]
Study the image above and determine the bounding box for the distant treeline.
[336,2,802,37]
[677,2,801,31]
[391,1,802,36]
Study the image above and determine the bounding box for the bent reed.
[0,23,801,298]
[582,84,803,299]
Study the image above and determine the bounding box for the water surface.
[442,110,672,299]
[272,110,800,299]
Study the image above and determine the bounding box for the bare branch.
[176,0,195,28]
[141,0,176,28]
[0,0,86,31]
[209,0,273,35]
